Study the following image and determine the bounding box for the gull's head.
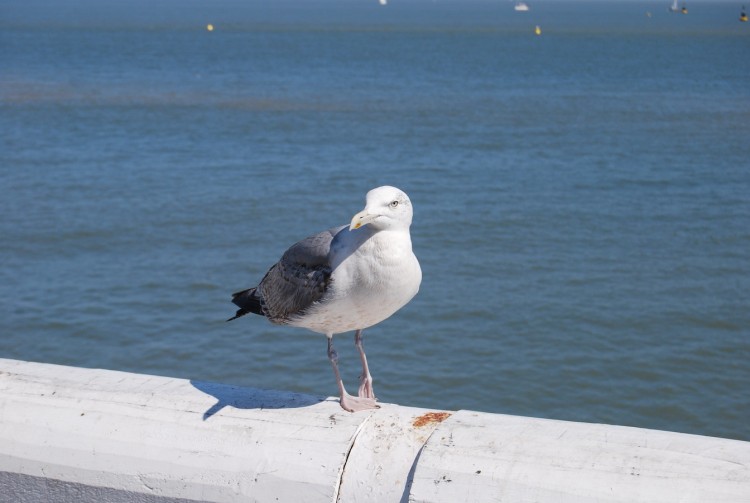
[350,186,413,231]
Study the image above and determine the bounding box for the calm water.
[2,0,749,441]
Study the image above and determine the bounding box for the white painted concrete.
[409,410,750,503]
[1,358,748,502]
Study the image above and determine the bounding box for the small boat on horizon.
[514,2,530,12]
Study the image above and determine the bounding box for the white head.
[350,186,413,231]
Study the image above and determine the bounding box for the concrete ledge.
[1,358,748,502]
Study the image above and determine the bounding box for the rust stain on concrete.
[412,411,451,428]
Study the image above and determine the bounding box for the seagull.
[228,186,422,412]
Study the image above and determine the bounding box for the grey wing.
[258,225,346,323]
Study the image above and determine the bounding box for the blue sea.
[1,0,748,441]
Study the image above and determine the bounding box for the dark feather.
[227,287,263,321]
[228,226,345,324]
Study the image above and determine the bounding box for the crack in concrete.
[332,412,375,503]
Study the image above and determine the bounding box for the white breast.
[290,229,421,335]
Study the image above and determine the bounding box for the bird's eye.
[389,200,399,209]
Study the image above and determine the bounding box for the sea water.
[1,0,748,441]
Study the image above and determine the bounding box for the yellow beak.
[350,210,379,231]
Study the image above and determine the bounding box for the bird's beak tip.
[350,209,376,231]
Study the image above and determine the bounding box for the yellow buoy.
[206,24,214,32]
[535,25,542,35]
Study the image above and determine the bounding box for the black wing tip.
[228,287,264,321]
[226,310,247,322]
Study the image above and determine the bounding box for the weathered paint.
[0,358,368,502]
[337,406,448,502]
[1,358,749,503]
[410,410,750,503]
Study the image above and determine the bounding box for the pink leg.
[327,335,378,413]
[355,329,376,400]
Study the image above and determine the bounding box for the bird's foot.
[358,374,377,400]
[339,392,379,413]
